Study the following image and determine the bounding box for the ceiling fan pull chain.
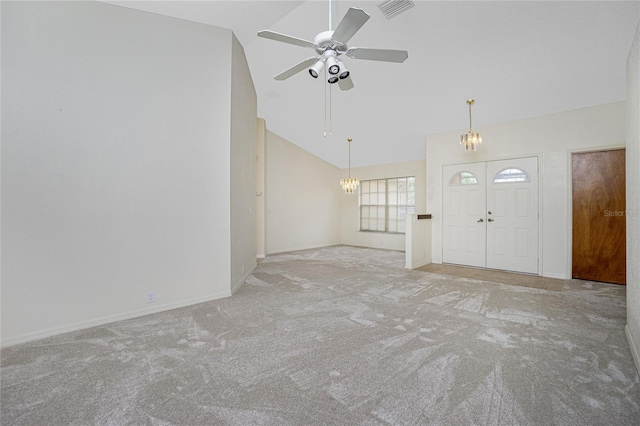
[323,67,328,137]
[329,78,333,136]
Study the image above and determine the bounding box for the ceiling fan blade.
[346,47,408,63]
[274,57,318,81]
[338,76,354,91]
[258,30,315,49]
[331,7,370,45]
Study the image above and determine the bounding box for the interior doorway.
[572,149,626,284]
[442,157,539,274]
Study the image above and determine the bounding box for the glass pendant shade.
[460,131,482,151]
[460,99,482,151]
[340,177,360,194]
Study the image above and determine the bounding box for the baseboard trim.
[1,290,232,348]
[231,264,256,294]
[626,324,640,375]
[257,254,266,259]
[543,272,567,280]
[406,260,431,270]
[267,243,341,255]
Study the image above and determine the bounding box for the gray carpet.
[2,245,639,425]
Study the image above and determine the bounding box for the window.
[493,168,530,183]
[360,177,415,233]
[449,171,478,185]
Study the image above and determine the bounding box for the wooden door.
[486,157,539,274]
[572,149,626,284]
[442,163,487,268]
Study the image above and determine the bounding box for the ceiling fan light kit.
[325,51,340,75]
[308,59,324,78]
[339,65,350,80]
[257,4,408,92]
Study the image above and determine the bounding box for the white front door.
[442,162,487,268]
[486,157,539,274]
[442,157,539,274]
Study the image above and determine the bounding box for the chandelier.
[340,138,359,194]
[460,99,482,151]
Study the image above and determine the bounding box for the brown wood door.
[572,149,626,284]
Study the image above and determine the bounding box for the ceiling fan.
[257,5,408,91]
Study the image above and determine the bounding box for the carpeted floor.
[1,245,639,425]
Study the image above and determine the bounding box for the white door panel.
[442,163,486,268]
[442,157,539,274]
[486,157,538,274]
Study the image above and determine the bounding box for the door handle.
[488,211,492,215]
[488,218,494,222]
[477,218,484,223]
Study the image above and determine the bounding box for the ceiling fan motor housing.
[314,31,348,55]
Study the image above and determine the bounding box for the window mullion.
[384,179,389,232]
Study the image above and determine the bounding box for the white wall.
[405,214,432,269]
[426,102,626,279]
[230,35,257,293]
[341,160,427,251]
[256,118,267,258]
[265,131,341,254]
[1,2,255,345]
[626,21,640,373]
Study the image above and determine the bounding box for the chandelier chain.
[340,138,359,194]
[348,138,351,177]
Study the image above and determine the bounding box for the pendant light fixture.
[460,99,482,151]
[340,138,359,194]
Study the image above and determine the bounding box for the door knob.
[488,218,494,222]
[488,211,492,215]
[477,218,484,223]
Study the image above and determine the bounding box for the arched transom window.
[493,168,530,183]
[449,171,478,185]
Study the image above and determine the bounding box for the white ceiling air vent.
[377,0,415,19]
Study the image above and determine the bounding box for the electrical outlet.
[147,292,155,303]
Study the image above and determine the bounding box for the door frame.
[441,154,543,275]
[566,145,626,280]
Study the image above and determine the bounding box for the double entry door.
[442,157,539,274]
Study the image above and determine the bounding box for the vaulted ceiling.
[105,1,640,168]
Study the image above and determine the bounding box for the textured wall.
[626,20,640,373]
[1,2,245,345]
[230,34,257,293]
[266,131,342,254]
[256,118,267,258]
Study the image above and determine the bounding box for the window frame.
[359,176,416,234]
[449,171,479,186]
[493,167,530,184]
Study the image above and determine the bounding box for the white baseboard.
[406,259,431,270]
[267,243,341,255]
[626,324,640,375]
[231,264,256,294]
[1,290,232,348]
[543,272,567,280]
[257,254,266,259]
